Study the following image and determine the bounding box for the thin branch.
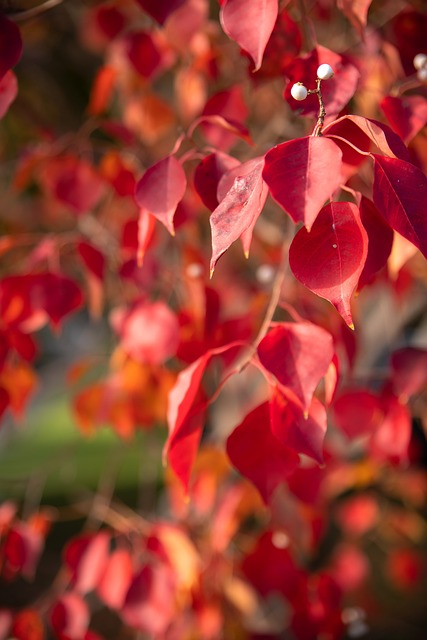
[308,79,326,136]
[7,0,63,21]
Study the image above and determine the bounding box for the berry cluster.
[290,63,334,101]
[414,53,427,82]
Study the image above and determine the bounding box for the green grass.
[0,396,165,504]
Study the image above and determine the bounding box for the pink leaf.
[226,402,299,503]
[0,71,17,119]
[111,300,179,365]
[50,593,90,640]
[0,14,22,79]
[372,154,427,259]
[122,564,176,635]
[210,157,267,274]
[97,549,133,609]
[380,95,427,144]
[270,391,327,464]
[263,136,343,230]
[289,202,368,328]
[220,0,279,71]
[165,343,242,491]
[323,114,410,161]
[257,322,334,413]
[64,532,110,595]
[135,156,186,236]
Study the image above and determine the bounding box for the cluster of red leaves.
[1,0,427,638]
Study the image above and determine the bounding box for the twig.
[8,0,63,21]
[308,79,326,136]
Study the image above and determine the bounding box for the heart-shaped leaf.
[380,95,427,143]
[372,154,427,259]
[135,155,186,235]
[289,202,368,328]
[323,114,410,160]
[270,390,327,464]
[226,402,299,503]
[165,343,242,492]
[257,322,334,413]
[194,152,240,211]
[210,157,267,274]
[220,0,279,71]
[263,136,343,230]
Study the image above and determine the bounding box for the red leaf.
[220,0,279,71]
[289,202,368,328]
[284,46,359,118]
[200,86,249,150]
[380,95,427,143]
[126,31,162,79]
[332,389,382,439]
[372,154,427,259]
[50,593,89,640]
[135,156,186,235]
[358,196,393,288]
[370,391,411,465]
[165,343,242,491]
[97,549,133,609]
[323,114,410,161]
[336,495,379,535]
[122,564,176,635]
[0,14,22,79]
[257,322,334,413]
[391,347,427,400]
[270,391,327,464]
[35,273,83,328]
[263,136,343,230]
[0,387,9,420]
[11,610,45,640]
[3,523,44,579]
[241,531,303,599]
[111,300,179,365]
[77,241,105,281]
[42,155,105,215]
[0,70,17,119]
[210,157,267,274]
[337,0,373,36]
[226,402,299,503]
[134,0,186,24]
[64,532,110,594]
[193,152,240,211]
[137,208,156,266]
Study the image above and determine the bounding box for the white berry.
[413,53,427,70]
[291,82,308,101]
[317,63,334,80]
[417,67,427,83]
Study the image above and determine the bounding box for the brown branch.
[6,0,63,21]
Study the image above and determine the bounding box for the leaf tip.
[348,322,355,331]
